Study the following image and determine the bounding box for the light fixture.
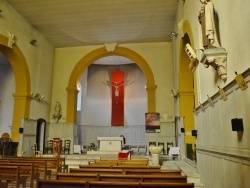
[171,31,178,37]
[31,93,45,100]
[171,89,179,98]
[30,39,37,45]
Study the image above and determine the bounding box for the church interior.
[0,0,249,187]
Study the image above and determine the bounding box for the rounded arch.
[0,34,31,142]
[178,20,197,159]
[66,46,157,123]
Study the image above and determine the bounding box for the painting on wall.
[145,112,160,133]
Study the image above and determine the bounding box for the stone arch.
[0,34,31,142]
[66,46,156,123]
[178,20,197,158]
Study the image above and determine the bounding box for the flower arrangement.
[87,140,98,151]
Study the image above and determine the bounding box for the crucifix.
[102,80,134,104]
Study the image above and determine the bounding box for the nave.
[0,153,204,188]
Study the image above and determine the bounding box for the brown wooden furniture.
[62,140,71,154]
[0,162,39,188]
[0,165,27,188]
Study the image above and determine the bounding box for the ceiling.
[5,0,178,48]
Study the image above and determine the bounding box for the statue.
[198,0,220,50]
[52,102,62,123]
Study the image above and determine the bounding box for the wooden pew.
[79,164,161,169]
[88,181,140,188]
[70,168,125,174]
[9,159,51,179]
[0,182,8,188]
[4,156,66,173]
[70,167,181,176]
[0,165,27,188]
[139,182,194,188]
[88,181,194,188]
[0,162,39,188]
[37,180,194,188]
[57,173,99,181]
[57,173,187,183]
[112,165,161,170]
[142,175,187,183]
[37,179,87,188]
[125,169,182,176]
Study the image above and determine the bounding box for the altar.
[97,137,123,151]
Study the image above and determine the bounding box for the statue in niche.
[198,0,220,50]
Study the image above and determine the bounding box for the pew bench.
[0,162,39,188]
[0,165,27,188]
[37,179,87,188]
[70,167,181,176]
[57,173,187,183]
[70,168,124,174]
[37,180,194,188]
[9,160,51,180]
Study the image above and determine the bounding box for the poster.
[145,112,160,133]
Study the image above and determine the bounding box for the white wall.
[173,1,250,187]
[195,72,250,187]
[79,63,147,126]
[0,62,14,134]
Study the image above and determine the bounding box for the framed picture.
[145,112,160,133]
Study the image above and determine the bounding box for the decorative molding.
[197,147,250,162]
[104,43,118,52]
[201,48,228,81]
[7,31,15,48]
[194,67,250,113]
[178,19,184,38]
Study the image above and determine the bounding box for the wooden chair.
[63,140,71,154]
[44,140,53,154]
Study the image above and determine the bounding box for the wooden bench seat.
[0,162,39,188]
[10,160,51,179]
[70,167,181,176]
[0,165,27,188]
[37,180,194,188]
[5,156,66,173]
[37,179,87,188]
[79,164,161,169]
[125,169,182,175]
[70,168,124,174]
[57,173,187,183]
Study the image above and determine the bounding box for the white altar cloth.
[97,137,123,151]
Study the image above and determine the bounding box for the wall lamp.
[171,31,178,37]
[31,93,45,101]
[30,39,37,45]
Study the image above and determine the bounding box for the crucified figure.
[102,80,134,104]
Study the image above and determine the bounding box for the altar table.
[97,137,123,151]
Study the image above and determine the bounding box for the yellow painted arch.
[178,20,197,157]
[66,46,157,123]
[0,34,31,142]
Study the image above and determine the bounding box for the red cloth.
[111,71,124,126]
[118,150,131,159]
